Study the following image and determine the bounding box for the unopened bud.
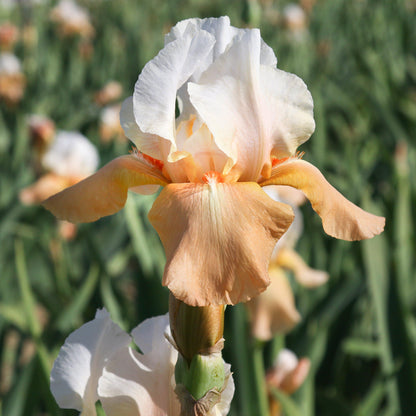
[169,293,224,363]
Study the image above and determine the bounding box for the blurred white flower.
[42,131,99,179]
[0,52,21,75]
[19,130,98,209]
[50,311,234,416]
[283,3,307,32]
[50,0,94,38]
[0,52,25,104]
[99,104,124,142]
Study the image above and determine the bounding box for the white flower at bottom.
[50,309,131,415]
[50,310,234,416]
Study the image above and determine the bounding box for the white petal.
[133,29,215,154]
[166,17,276,126]
[50,308,131,413]
[188,29,266,181]
[166,17,276,68]
[259,65,315,157]
[210,362,235,416]
[98,347,174,416]
[131,314,170,356]
[189,30,314,181]
[120,96,167,160]
[99,315,180,416]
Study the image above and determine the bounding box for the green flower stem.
[252,339,269,416]
[270,334,285,367]
[231,304,255,416]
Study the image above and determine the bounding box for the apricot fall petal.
[43,155,167,223]
[261,159,385,240]
[148,181,294,306]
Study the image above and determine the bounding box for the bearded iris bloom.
[43,17,385,307]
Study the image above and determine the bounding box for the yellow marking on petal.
[148,182,294,306]
[260,159,385,241]
[43,155,168,223]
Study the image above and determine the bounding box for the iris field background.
[1,0,415,415]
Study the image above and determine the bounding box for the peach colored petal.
[266,349,310,394]
[148,182,294,306]
[278,358,311,395]
[246,267,301,340]
[19,173,73,205]
[260,160,385,241]
[43,155,168,223]
[275,248,329,288]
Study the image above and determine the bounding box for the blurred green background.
[0,0,415,415]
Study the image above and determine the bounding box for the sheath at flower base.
[43,16,385,307]
[50,310,234,416]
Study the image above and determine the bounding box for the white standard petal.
[120,96,168,160]
[259,65,315,158]
[50,308,131,413]
[165,17,276,126]
[133,28,215,156]
[165,17,276,69]
[189,29,314,181]
[189,29,266,181]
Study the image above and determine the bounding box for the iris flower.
[50,310,234,416]
[44,17,384,306]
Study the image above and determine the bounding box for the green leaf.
[270,387,303,416]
